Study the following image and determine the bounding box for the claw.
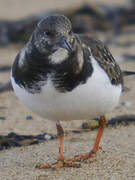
[36,151,97,169]
[36,117,107,170]
[36,158,81,169]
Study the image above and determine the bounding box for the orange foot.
[36,158,81,169]
[36,151,97,169]
[71,151,97,162]
[36,116,106,170]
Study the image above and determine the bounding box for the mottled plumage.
[11,15,124,169]
[79,35,123,86]
[12,27,123,94]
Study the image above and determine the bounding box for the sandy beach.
[0,0,135,179]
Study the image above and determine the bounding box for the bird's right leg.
[38,121,79,169]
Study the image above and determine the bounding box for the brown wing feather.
[78,35,123,86]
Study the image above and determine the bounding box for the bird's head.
[32,15,75,55]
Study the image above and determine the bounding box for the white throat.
[18,48,26,68]
[49,48,68,64]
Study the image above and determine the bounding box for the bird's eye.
[45,31,54,36]
[69,30,72,35]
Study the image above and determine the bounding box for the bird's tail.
[122,71,135,76]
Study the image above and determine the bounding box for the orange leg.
[38,122,79,169]
[38,116,108,169]
[56,123,64,160]
[92,116,107,153]
[72,116,107,161]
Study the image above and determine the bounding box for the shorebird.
[11,14,134,169]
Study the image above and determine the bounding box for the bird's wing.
[79,35,123,86]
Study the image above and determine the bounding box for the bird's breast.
[11,56,122,121]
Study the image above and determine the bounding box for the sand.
[0,0,135,179]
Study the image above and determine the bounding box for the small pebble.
[36,133,54,140]
[0,117,6,120]
[82,121,99,130]
[0,65,11,72]
[0,145,3,150]
[26,116,33,120]
[44,134,53,140]
[7,132,18,138]
[121,101,131,108]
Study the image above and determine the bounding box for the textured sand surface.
[0,125,135,180]
[0,0,135,179]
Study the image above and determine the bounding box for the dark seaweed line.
[81,114,135,131]
[0,114,135,151]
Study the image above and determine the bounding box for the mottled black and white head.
[32,15,75,59]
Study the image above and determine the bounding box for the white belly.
[11,58,122,121]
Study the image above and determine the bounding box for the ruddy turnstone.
[11,14,128,168]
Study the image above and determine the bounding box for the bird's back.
[78,35,123,87]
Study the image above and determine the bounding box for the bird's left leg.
[71,116,108,161]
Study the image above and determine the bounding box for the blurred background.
[0,0,135,135]
[0,1,135,179]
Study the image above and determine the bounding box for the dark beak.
[59,39,72,52]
